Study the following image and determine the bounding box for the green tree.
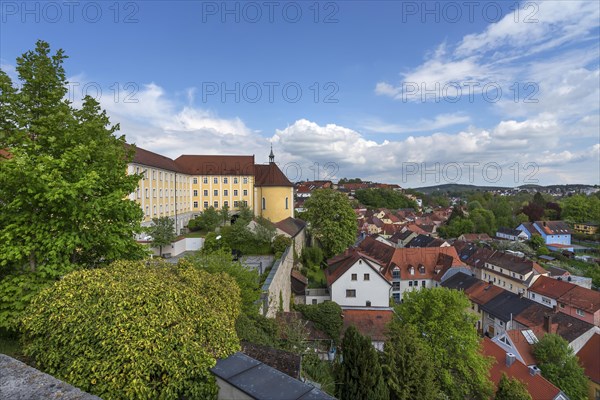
[395,288,493,399]
[495,373,532,400]
[468,200,483,211]
[562,194,600,225]
[202,232,230,254]
[470,208,497,236]
[146,217,176,256]
[192,206,220,232]
[438,217,474,238]
[21,259,241,399]
[533,333,588,400]
[337,326,388,400]
[304,189,357,258]
[528,235,545,251]
[383,322,439,400]
[272,234,292,257]
[355,188,418,209]
[219,204,230,226]
[0,41,144,330]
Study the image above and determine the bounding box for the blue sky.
[1,0,599,187]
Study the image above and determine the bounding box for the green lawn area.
[306,267,327,288]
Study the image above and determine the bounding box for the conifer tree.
[337,326,388,400]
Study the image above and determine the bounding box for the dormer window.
[392,267,400,279]
[409,266,415,275]
[418,264,425,274]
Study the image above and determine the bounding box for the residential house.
[517,221,573,250]
[482,338,568,400]
[388,230,417,248]
[496,227,529,241]
[492,329,539,367]
[478,251,548,295]
[573,222,598,235]
[513,305,598,354]
[405,234,449,248]
[577,333,600,400]
[457,233,492,242]
[528,276,600,326]
[325,248,391,308]
[357,236,469,302]
[342,308,394,351]
[479,290,535,337]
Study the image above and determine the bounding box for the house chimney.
[506,352,516,368]
[544,314,552,333]
[529,365,541,376]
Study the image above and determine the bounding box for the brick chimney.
[544,314,552,333]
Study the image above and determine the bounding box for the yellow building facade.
[127,146,293,234]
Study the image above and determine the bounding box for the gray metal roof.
[211,352,336,400]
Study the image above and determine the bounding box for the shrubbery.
[21,260,241,400]
[295,301,343,342]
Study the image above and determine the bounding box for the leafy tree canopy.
[304,189,357,258]
[394,288,493,399]
[146,217,176,256]
[355,188,418,210]
[21,259,241,399]
[0,41,144,330]
[495,374,532,400]
[533,333,588,400]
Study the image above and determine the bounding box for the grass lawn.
[306,267,327,288]
[182,230,207,238]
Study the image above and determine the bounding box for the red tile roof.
[482,338,562,400]
[505,330,537,366]
[529,276,576,299]
[464,280,505,305]
[534,221,572,235]
[325,248,388,286]
[557,285,600,314]
[130,145,182,172]
[175,154,255,175]
[254,163,294,187]
[578,334,600,384]
[342,309,394,342]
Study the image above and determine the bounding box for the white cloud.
[363,113,471,134]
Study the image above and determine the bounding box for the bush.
[302,247,324,268]
[21,260,241,400]
[272,235,292,257]
[295,302,343,342]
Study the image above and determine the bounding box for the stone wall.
[0,354,101,399]
[260,246,293,318]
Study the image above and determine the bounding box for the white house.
[496,227,529,242]
[325,249,391,308]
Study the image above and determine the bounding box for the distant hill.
[411,183,598,195]
[410,184,510,195]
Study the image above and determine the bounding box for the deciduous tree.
[146,217,176,256]
[395,288,493,399]
[495,373,532,400]
[304,189,356,258]
[0,41,144,330]
[533,333,588,400]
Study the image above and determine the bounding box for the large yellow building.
[127,146,294,233]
